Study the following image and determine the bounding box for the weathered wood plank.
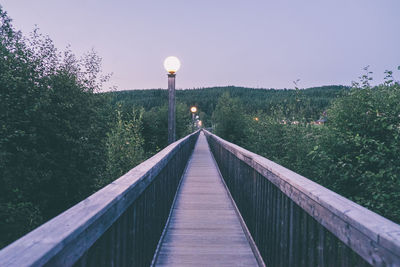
[153,133,260,266]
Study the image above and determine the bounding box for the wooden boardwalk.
[153,132,259,266]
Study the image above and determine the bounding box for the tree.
[0,7,112,248]
[311,82,400,222]
[212,92,247,145]
[141,102,191,154]
[100,105,145,187]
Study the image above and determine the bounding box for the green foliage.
[212,93,247,145]
[99,105,145,187]
[0,202,43,247]
[243,113,320,178]
[141,102,191,154]
[110,85,346,127]
[0,7,113,248]
[310,83,400,222]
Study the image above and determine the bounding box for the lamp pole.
[168,73,176,144]
[164,56,181,144]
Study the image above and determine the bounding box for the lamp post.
[164,56,181,144]
[190,106,197,132]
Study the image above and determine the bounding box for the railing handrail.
[204,130,400,265]
[0,131,199,267]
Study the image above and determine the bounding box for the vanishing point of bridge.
[0,131,399,266]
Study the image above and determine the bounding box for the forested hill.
[109,85,348,124]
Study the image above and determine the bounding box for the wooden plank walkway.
[153,132,259,266]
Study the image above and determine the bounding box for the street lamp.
[190,106,197,132]
[164,56,181,144]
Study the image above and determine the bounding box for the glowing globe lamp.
[164,56,181,74]
[190,106,197,113]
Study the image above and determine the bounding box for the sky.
[1,0,399,91]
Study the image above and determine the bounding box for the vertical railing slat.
[204,131,379,267]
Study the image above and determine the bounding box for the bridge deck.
[153,132,259,266]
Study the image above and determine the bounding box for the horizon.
[107,84,347,93]
[1,1,399,91]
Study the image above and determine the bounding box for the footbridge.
[0,130,399,266]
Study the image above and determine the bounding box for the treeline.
[111,85,347,127]
[212,73,400,223]
[0,8,191,249]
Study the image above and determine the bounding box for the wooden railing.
[0,131,199,267]
[205,130,400,267]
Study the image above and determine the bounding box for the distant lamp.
[190,106,197,132]
[164,56,181,74]
[254,117,259,121]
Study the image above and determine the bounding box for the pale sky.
[1,0,399,91]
